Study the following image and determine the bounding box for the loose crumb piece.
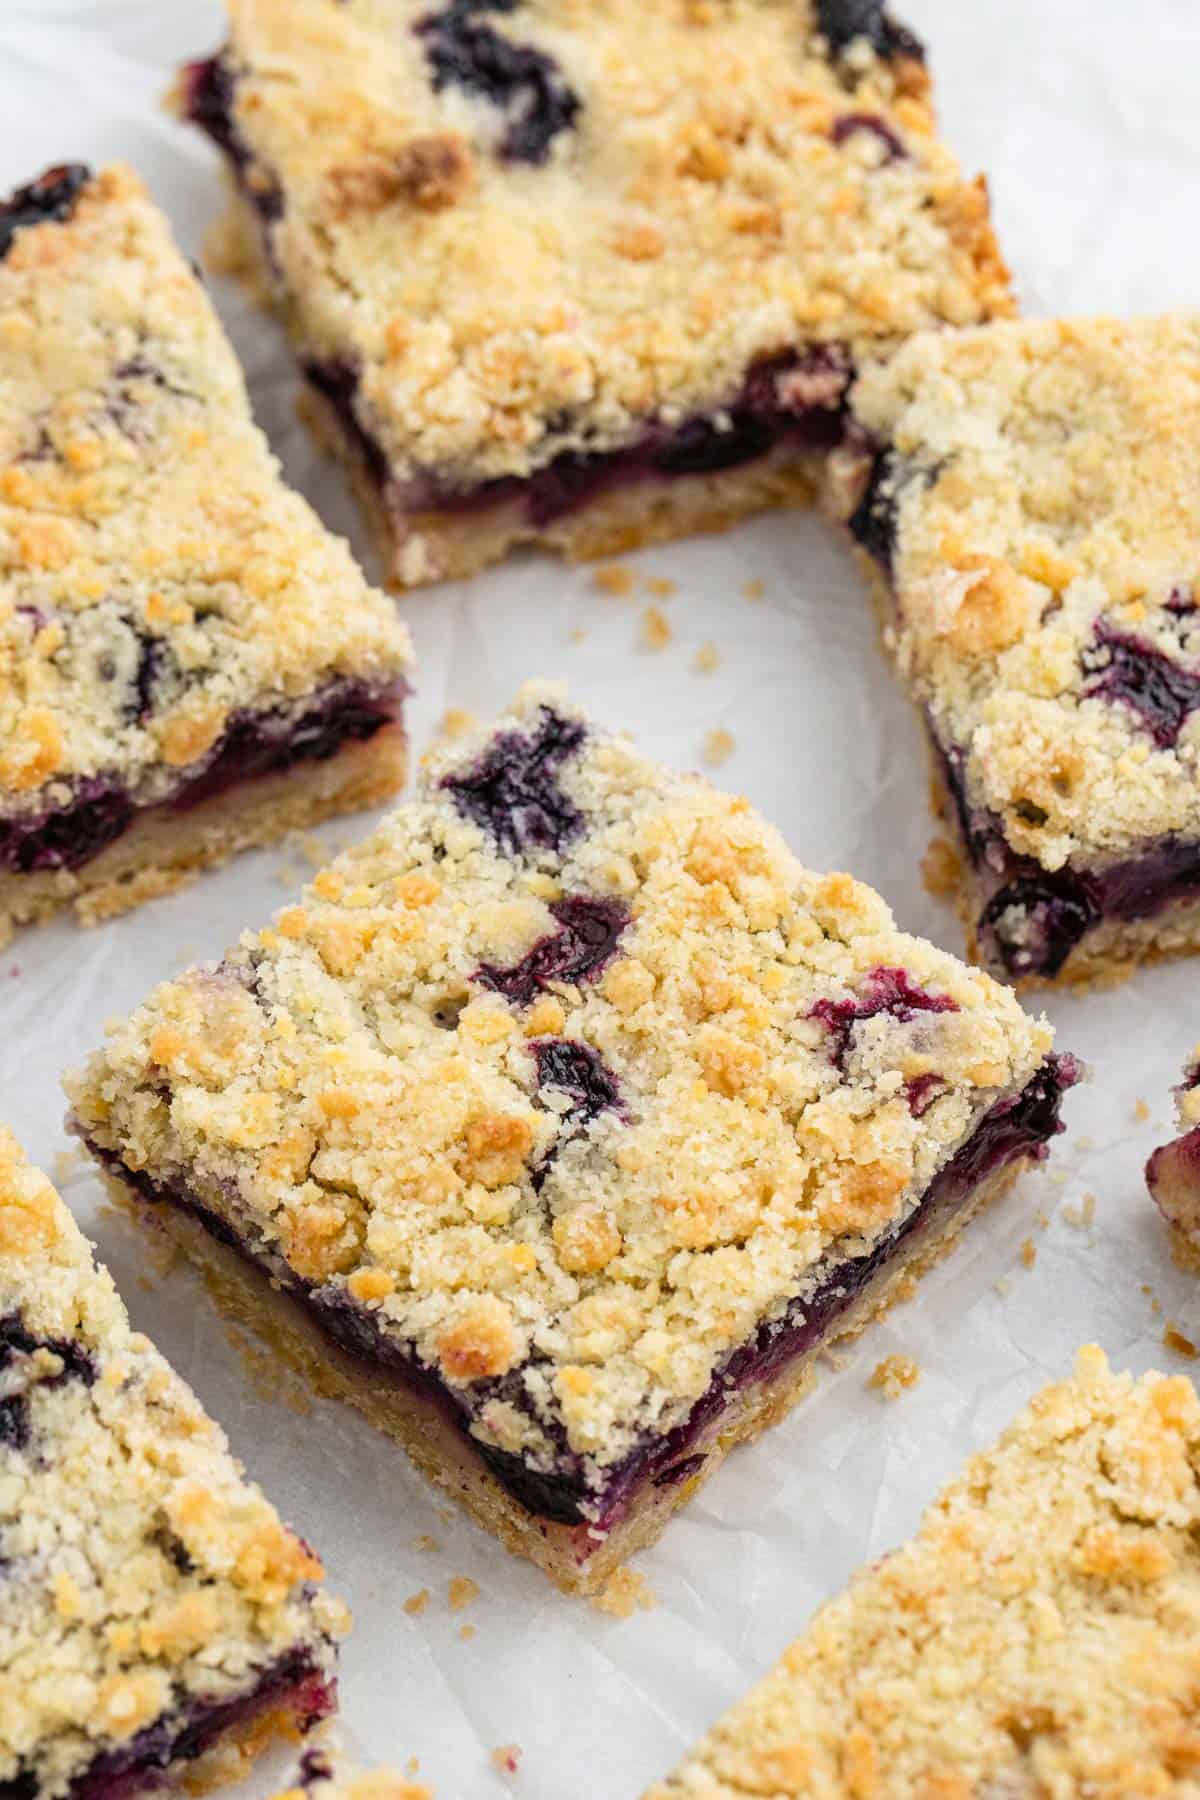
[692,642,720,674]
[591,1566,656,1618]
[1020,1237,1037,1269]
[490,1746,522,1778]
[413,1534,442,1553]
[1135,1098,1151,1122]
[458,1623,476,1641]
[447,1575,479,1614]
[742,578,765,601]
[868,1353,921,1399]
[1063,1191,1098,1231]
[920,835,962,900]
[403,1589,431,1617]
[702,727,735,768]
[640,605,672,650]
[439,707,476,741]
[569,627,587,643]
[1165,1324,1198,1358]
[645,575,676,599]
[591,562,636,597]
[994,1276,1011,1298]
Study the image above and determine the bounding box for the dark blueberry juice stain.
[0,1312,97,1453]
[1081,620,1200,749]
[847,447,902,572]
[831,112,906,162]
[0,163,90,261]
[808,965,957,1069]
[476,894,629,1004]
[443,705,586,858]
[415,1,581,164]
[816,0,925,61]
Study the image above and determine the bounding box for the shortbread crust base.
[103,1152,1030,1598]
[0,725,407,949]
[214,191,826,592]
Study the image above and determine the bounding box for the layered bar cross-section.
[645,1348,1200,1797]
[178,0,1011,587]
[841,313,1200,986]
[0,164,413,947]
[69,685,1074,1593]
[0,1128,346,1800]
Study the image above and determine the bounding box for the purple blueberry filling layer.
[0,163,90,262]
[935,735,1200,980]
[78,1054,1074,1540]
[0,1650,335,1800]
[0,678,404,879]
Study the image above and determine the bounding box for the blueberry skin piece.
[0,164,91,261]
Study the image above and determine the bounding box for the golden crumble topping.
[0,164,411,810]
[70,684,1052,1490]
[646,1348,1200,1798]
[194,0,1011,489]
[275,1759,433,1800]
[848,315,1200,871]
[0,1129,346,1800]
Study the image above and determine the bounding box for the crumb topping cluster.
[0,1129,345,1800]
[848,314,1200,871]
[646,1348,1200,1798]
[71,685,1051,1481]
[201,0,1011,486]
[0,163,411,813]
[279,1754,432,1800]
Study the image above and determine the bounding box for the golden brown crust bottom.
[0,726,407,949]
[105,1153,1032,1597]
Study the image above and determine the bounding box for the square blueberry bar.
[0,1128,346,1800]
[69,687,1074,1593]
[644,1348,1200,1797]
[177,0,1011,588]
[1146,1053,1200,1267]
[840,314,1200,987]
[0,164,413,948]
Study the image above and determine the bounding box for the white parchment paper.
[3,3,1200,1793]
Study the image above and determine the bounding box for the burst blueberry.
[0,164,90,262]
[816,0,925,61]
[1081,620,1200,749]
[808,965,957,1070]
[476,895,629,1004]
[444,705,586,857]
[415,2,581,165]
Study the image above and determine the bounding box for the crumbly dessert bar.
[645,1347,1200,1798]
[839,313,1200,987]
[0,1128,347,1800]
[1146,1052,1200,1266]
[177,0,1011,588]
[0,163,414,948]
[277,1750,432,1800]
[69,684,1074,1595]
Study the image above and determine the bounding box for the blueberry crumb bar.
[177,0,1011,589]
[645,1347,1200,1798]
[0,1128,346,1800]
[0,163,413,948]
[1146,1053,1200,1268]
[839,314,1200,988]
[69,684,1074,1594]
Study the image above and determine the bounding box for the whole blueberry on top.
[0,164,91,262]
[476,894,630,1005]
[416,2,581,164]
[816,0,924,62]
[444,705,586,858]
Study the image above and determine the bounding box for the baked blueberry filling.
[0,678,404,879]
[415,1,581,165]
[443,703,586,857]
[0,1313,97,1452]
[816,0,925,63]
[0,163,90,261]
[933,736,1200,978]
[831,112,907,161]
[476,895,629,1003]
[79,1054,1074,1542]
[529,1036,623,1188]
[808,964,958,1069]
[1081,619,1200,749]
[0,1649,335,1800]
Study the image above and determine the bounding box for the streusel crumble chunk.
[841,313,1200,986]
[0,163,413,948]
[1146,1050,1200,1266]
[645,1348,1200,1798]
[0,1129,346,1800]
[69,685,1073,1593]
[178,0,1011,587]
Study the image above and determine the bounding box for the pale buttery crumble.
[693,643,721,674]
[645,1348,1200,1797]
[403,1590,431,1617]
[640,606,672,651]
[591,565,637,599]
[447,1575,480,1614]
[0,1129,346,1800]
[645,577,677,601]
[867,1352,920,1398]
[186,1,1011,498]
[1019,1236,1036,1268]
[70,684,1054,1496]
[702,726,736,767]
[275,1758,434,1800]
[592,1566,656,1620]
[847,315,1200,876]
[0,164,411,810]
